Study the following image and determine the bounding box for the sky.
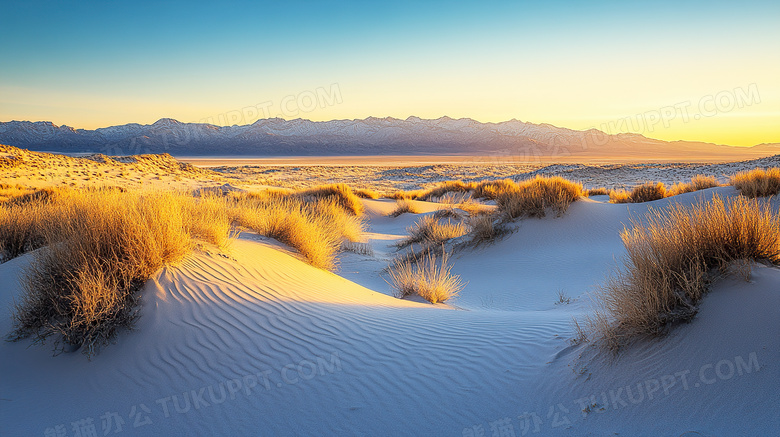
[1,0,778,147]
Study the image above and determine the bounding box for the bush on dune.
[231,196,364,270]
[417,180,472,201]
[472,179,516,200]
[462,213,510,247]
[388,198,422,217]
[585,187,609,197]
[456,199,492,217]
[396,215,469,249]
[667,175,719,196]
[10,190,204,357]
[496,176,584,219]
[185,194,234,249]
[388,251,464,304]
[297,183,364,215]
[353,187,380,199]
[0,183,37,204]
[731,168,780,198]
[0,198,59,261]
[609,182,666,203]
[385,190,424,200]
[591,195,780,350]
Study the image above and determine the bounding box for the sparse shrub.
[496,176,583,219]
[396,216,469,249]
[432,205,461,219]
[386,191,410,200]
[10,191,196,357]
[555,290,571,305]
[389,198,422,217]
[0,183,36,203]
[472,179,516,200]
[667,175,719,197]
[609,182,666,203]
[388,251,465,303]
[460,213,504,247]
[386,190,424,200]
[457,199,493,216]
[417,180,472,201]
[731,168,780,198]
[353,187,380,199]
[184,194,234,249]
[585,187,609,197]
[0,188,69,261]
[232,196,363,270]
[297,183,364,215]
[592,195,780,349]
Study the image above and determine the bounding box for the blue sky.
[1,0,778,145]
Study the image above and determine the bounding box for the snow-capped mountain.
[0,117,775,159]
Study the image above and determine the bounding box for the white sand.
[1,186,778,436]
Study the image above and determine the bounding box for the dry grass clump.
[0,183,36,203]
[0,188,70,261]
[396,216,469,249]
[183,194,234,249]
[456,199,493,216]
[592,195,780,349]
[352,187,380,199]
[9,190,203,357]
[731,168,780,198]
[667,175,720,197]
[385,190,422,200]
[389,198,422,217]
[0,201,52,261]
[417,180,472,201]
[472,179,516,200]
[297,183,364,215]
[432,205,461,219]
[388,251,465,303]
[232,196,364,270]
[463,213,510,247]
[227,187,292,202]
[609,182,666,203]
[585,187,609,197]
[496,176,584,219]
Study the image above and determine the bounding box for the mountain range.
[0,117,777,161]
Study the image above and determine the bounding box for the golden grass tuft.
[456,199,492,216]
[184,194,234,249]
[585,187,609,197]
[463,213,509,247]
[352,187,380,199]
[496,176,584,219]
[396,216,469,249]
[592,195,780,349]
[667,175,720,197]
[385,190,423,200]
[231,196,364,270]
[297,183,364,215]
[9,190,207,357]
[0,187,70,261]
[0,183,36,203]
[388,251,465,303]
[731,168,780,198]
[417,180,472,201]
[609,182,666,203]
[471,179,516,200]
[388,198,422,217]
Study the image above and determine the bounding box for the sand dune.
[2,185,777,436]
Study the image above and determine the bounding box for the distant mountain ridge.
[0,117,777,160]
